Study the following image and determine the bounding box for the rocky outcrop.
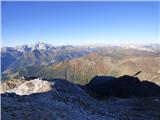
[0,79,25,93]
[1,78,54,95]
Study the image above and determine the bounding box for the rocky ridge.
[1,76,160,120]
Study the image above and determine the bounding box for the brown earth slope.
[36,52,160,85]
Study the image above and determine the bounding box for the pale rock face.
[0,79,25,93]
[4,79,54,95]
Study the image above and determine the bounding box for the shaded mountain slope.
[1,48,22,72]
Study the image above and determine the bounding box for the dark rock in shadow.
[109,75,141,98]
[85,76,116,98]
[136,81,160,97]
[85,75,160,98]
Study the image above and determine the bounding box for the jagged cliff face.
[1,77,160,120]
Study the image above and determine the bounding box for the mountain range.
[1,42,94,74]
[1,42,160,85]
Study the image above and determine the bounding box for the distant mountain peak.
[32,42,55,51]
[35,42,52,46]
[13,42,56,52]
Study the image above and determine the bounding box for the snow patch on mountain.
[14,42,56,52]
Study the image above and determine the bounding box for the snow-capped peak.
[31,42,55,51]
[15,42,56,52]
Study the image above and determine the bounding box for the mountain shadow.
[85,75,160,98]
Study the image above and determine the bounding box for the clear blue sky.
[2,1,159,47]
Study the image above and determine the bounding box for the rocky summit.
[1,76,160,120]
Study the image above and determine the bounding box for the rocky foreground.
[1,76,160,120]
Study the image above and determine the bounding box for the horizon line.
[1,41,160,48]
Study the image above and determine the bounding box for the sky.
[1,1,159,47]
